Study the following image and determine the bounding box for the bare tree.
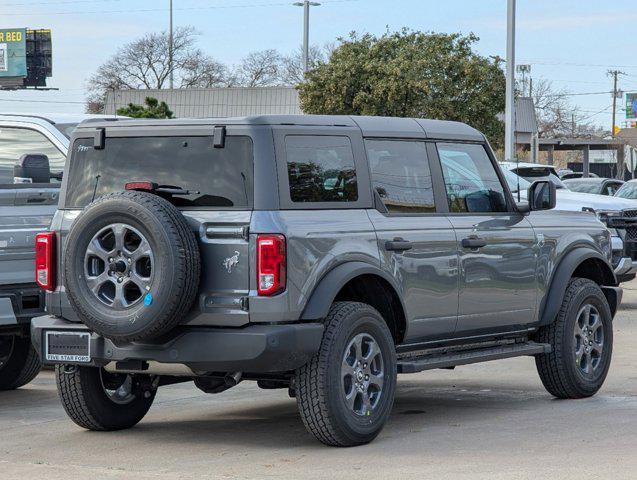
[85,27,228,113]
[233,49,282,87]
[279,45,326,85]
[531,78,602,138]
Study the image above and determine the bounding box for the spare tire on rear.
[64,191,200,342]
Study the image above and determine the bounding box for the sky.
[0,0,635,130]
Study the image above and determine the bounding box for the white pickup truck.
[0,113,113,390]
[500,161,637,282]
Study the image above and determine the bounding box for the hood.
[516,188,637,212]
[555,190,637,212]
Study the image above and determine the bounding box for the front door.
[366,139,459,342]
[435,142,538,335]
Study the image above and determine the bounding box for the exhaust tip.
[224,371,243,387]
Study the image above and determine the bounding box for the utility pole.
[293,1,321,74]
[609,69,625,137]
[504,0,516,162]
[169,0,174,89]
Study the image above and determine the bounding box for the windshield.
[563,180,601,194]
[616,182,637,199]
[513,168,566,189]
[501,169,531,193]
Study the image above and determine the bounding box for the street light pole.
[293,1,321,74]
[504,0,516,162]
[169,0,174,89]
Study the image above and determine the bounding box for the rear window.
[64,135,253,208]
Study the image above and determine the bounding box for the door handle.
[385,238,413,252]
[461,237,487,249]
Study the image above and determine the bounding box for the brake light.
[125,181,157,192]
[257,234,286,296]
[35,231,56,291]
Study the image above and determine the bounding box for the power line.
[1,0,121,6]
[522,60,637,69]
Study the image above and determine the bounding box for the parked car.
[33,115,620,447]
[561,172,600,180]
[563,178,624,196]
[615,179,637,199]
[501,161,637,282]
[0,113,113,390]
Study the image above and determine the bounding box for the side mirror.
[13,154,51,184]
[528,180,556,211]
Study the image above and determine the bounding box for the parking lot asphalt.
[2,284,637,480]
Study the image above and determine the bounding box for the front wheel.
[0,334,42,390]
[56,365,156,431]
[295,302,397,447]
[535,278,613,399]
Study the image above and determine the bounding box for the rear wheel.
[56,365,156,431]
[295,302,397,447]
[535,278,613,399]
[0,334,42,390]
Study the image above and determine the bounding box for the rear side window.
[64,136,253,208]
[285,135,358,203]
[366,140,435,214]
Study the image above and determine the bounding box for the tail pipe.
[224,371,243,387]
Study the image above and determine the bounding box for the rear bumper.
[0,285,44,330]
[31,316,324,374]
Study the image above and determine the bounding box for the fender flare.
[539,247,617,326]
[300,261,406,321]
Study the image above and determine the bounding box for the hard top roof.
[0,113,118,125]
[76,115,485,141]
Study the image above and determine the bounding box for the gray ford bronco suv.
[32,115,620,447]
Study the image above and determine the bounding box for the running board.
[397,342,551,374]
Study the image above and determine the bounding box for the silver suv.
[32,115,620,446]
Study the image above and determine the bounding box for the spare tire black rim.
[84,223,154,310]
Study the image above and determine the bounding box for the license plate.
[45,331,91,363]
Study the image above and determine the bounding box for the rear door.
[435,142,538,335]
[0,125,63,289]
[366,139,459,342]
[62,126,257,327]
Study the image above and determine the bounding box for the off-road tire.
[535,278,613,399]
[0,335,42,390]
[64,190,200,342]
[295,302,397,447]
[56,365,155,431]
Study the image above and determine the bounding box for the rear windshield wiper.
[125,182,200,196]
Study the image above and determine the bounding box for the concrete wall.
[104,87,302,118]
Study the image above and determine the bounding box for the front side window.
[438,143,508,213]
[65,135,253,208]
[605,182,622,196]
[0,127,66,185]
[285,135,358,203]
[366,140,435,214]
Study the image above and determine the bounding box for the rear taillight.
[257,234,286,296]
[35,231,56,291]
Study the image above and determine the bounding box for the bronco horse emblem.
[223,251,240,273]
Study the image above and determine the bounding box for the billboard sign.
[0,28,27,78]
[627,93,637,121]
